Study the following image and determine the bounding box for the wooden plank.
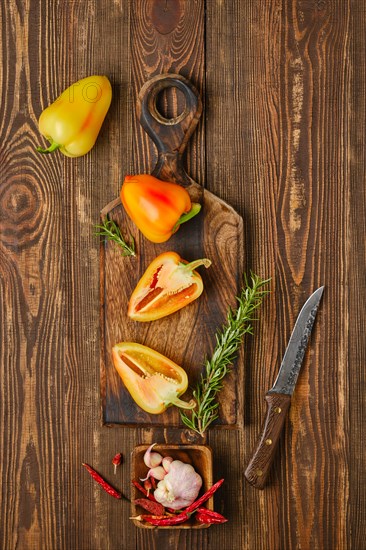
[206,1,352,549]
[0,2,67,548]
[130,0,205,181]
[205,3,280,548]
[58,3,137,550]
[349,0,366,548]
[275,3,350,549]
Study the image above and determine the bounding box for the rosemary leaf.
[95,215,136,257]
[181,273,270,436]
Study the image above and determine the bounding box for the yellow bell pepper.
[37,75,112,157]
[112,342,196,414]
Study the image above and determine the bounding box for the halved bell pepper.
[120,174,201,243]
[128,251,211,322]
[37,75,112,157]
[112,342,195,414]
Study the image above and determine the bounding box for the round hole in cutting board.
[155,86,187,123]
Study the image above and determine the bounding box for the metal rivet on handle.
[256,469,263,477]
[274,407,282,413]
[265,439,272,445]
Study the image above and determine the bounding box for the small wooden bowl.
[131,444,213,529]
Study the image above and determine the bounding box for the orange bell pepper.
[128,252,211,321]
[120,174,201,243]
[112,342,196,414]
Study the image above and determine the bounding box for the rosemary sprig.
[181,273,270,437]
[95,215,136,257]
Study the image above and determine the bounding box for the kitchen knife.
[244,286,324,489]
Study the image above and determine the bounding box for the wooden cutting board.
[100,74,244,429]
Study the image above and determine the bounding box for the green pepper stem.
[172,203,201,232]
[168,397,196,410]
[36,141,61,154]
[180,258,212,271]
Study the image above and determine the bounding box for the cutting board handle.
[137,73,202,186]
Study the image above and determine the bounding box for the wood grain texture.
[131,0,205,181]
[1,0,365,549]
[59,3,139,549]
[0,1,66,548]
[206,1,356,550]
[349,1,366,548]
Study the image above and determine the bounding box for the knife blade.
[244,286,324,489]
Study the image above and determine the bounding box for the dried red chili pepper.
[141,512,190,526]
[143,479,152,496]
[134,498,165,516]
[132,480,157,502]
[112,453,123,474]
[195,507,228,521]
[82,463,125,500]
[150,477,157,490]
[184,478,225,513]
[196,512,228,524]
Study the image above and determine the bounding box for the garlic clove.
[140,465,166,482]
[143,443,163,468]
[162,456,173,473]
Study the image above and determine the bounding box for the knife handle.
[245,392,291,489]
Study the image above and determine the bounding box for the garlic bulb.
[153,460,202,510]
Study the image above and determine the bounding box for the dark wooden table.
[1,1,365,549]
